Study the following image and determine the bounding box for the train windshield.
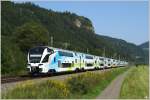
[99,58,104,61]
[29,57,41,63]
[29,47,53,63]
[29,47,45,55]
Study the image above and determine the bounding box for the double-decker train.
[27,46,128,74]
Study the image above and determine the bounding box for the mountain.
[1,1,148,75]
[139,41,149,64]
[139,41,149,50]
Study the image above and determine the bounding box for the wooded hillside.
[1,1,148,75]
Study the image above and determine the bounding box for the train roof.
[30,46,99,57]
[29,46,127,62]
[47,46,94,56]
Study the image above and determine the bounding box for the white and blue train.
[27,46,128,74]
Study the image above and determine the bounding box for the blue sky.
[17,1,148,45]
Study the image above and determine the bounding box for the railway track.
[1,75,32,84]
[1,67,122,84]
[1,67,127,95]
[1,70,84,84]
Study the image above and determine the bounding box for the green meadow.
[120,66,149,99]
[2,67,128,99]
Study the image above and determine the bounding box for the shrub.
[67,72,100,95]
[66,68,128,98]
[120,66,149,99]
[2,67,128,99]
[2,80,70,99]
[1,36,26,76]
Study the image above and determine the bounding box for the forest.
[1,1,148,75]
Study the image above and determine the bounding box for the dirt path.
[96,69,129,99]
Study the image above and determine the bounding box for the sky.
[16,1,148,45]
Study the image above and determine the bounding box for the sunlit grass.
[120,66,149,99]
[2,67,129,99]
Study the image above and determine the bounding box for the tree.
[14,21,49,53]
[1,36,26,75]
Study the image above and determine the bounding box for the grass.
[120,65,149,99]
[2,69,27,77]
[2,67,129,99]
[2,80,70,99]
[73,67,129,99]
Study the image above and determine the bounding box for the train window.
[62,63,71,68]
[72,61,74,64]
[86,56,93,59]
[42,54,50,63]
[99,58,104,61]
[75,53,77,56]
[29,57,41,63]
[29,47,45,54]
[100,64,104,66]
[86,63,93,66]
[58,60,61,67]
[59,51,73,57]
[72,61,74,66]
[54,57,56,62]
[47,48,54,54]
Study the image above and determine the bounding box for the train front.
[27,46,54,74]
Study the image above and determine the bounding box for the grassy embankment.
[2,67,129,99]
[120,66,149,99]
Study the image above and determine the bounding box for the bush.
[120,66,149,99]
[13,21,49,52]
[40,80,70,98]
[2,67,128,99]
[67,72,100,94]
[67,68,128,98]
[1,36,26,76]
[3,80,70,99]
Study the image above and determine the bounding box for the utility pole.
[19,8,22,16]
[113,53,117,59]
[64,42,69,49]
[119,55,120,61]
[50,36,53,47]
[103,47,106,70]
[103,47,105,57]
[47,32,50,46]
[86,48,89,53]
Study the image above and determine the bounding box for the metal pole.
[51,36,53,47]
[65,42,68,49]
[47,32,50,46]
[103,47,106,69]
[87,48,89,53]
[103,47,105,57]
[113,53,116,59]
